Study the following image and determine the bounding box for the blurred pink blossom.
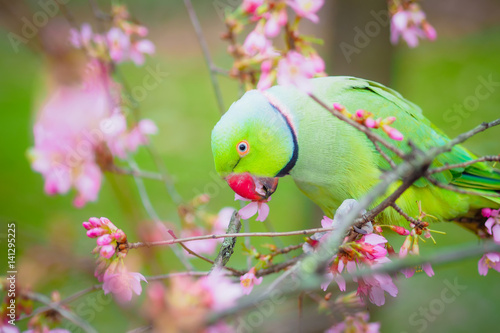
[102,262,147,303]
[325,312,380,333]
[257,60,275,91]
[264,9,287,37]
[129,39,156,65]
[390,4,436,48]
[287,0,324,23]
[200,269,243,311]
[107,27,131,62]
[69,23,93,49]
[29,61,157,206]
[277,51,316,93]
[242,0,264,14]
[242,30,270,56]
[180,207,235,255]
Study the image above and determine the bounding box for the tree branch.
[211,211,242,272]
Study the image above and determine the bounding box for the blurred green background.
[0,0,499,332]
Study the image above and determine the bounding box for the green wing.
[318,77,500,202]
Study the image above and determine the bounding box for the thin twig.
[373,140,397,168]
[427,155,500,174]
[390,202,419,225]
[272,244,304,255]
[110,166,164,181]
[127,158,193,270]
[168,230,244,275]
[128,226,331,249]
[309,94,406,158]
[256,255,303,277]
[183,0,225,114]
[426,176,500,198]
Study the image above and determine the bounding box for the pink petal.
[401,267,415,278]
[492,224,500,243]
[485,218,495,235]
[363,233,388,245]
[235,193,250,202]
[135,39,155,54]
[321,272,333,291]
[368,285,386,306]
[478,255,489,276]
[422,263,435,277]
[256,202,270,221]
[238,202,259,219]
[334,274,346,292]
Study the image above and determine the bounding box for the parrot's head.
[211,90,297,201]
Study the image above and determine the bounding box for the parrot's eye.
[236,140,250,157]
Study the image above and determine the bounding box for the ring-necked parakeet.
[211,76,500,226]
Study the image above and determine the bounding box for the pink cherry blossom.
[483,208,500,243]
[242,30,270,56]
[399,231,434,278]
[240,267,263,295]
[235,194,270,221]
[277,51,316,93]
[29,61,113,207]
[29,58,158,206]
[322,232,398,306]
[390,4,437,48]
[287,0,324,23]
[129,39,156,65]
[200,269,243,311]
[257,60,275,91]
[69,23,93,49]
[308,52,325,74]
[102,263,147,303]
[478,252,500,276]
[107,27,131,63]
[264,9,287,38]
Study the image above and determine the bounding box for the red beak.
[226,173,279,201]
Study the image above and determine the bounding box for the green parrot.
[211,76,500,227]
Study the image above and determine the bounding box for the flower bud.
[87,228,107,238]
[355,109,365,118]
[82,221,93,230]
[97,234,113,246]
[89,217,102,228]
[391,226,410,236]
[100,245,116,259]
[364,117,376,128]
[113,229,127,243]
[482,208,492,218]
